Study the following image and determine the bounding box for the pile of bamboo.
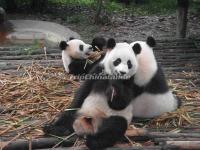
[0,63,79,143]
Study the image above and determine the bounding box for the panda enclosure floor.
[0,38,200,150]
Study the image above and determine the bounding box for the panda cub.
[60,37,106,75]
[44,38,140,149]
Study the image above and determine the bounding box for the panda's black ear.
[91,36,106,51]
[146,36,156,47]
[107,38,116,49]
[69,37,75,41]
[132,43,141,55]
[59,41,68,50]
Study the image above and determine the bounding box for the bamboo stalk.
[2,137,76,150]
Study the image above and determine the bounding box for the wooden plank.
[0,53,61,60]
[155,50,200,54]
[154,45,196,50]
[154,137,200,142]
[0,60,62,71]
[165,141,200,150]
[2,137,75,150]
[36,146,162,150]
[146,132,200,138]
[0,49,59,56]
[35,148,87,150]
[176,0,189,38]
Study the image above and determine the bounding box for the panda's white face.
[66,39,93,59]
[102,43,138,78]
[130,39,158,86]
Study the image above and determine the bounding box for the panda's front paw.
[86,135,114,150]
[106,87,127,110]
[86,135,101,150]
[43,123,72,136]
[86,133,118,150]
[106,81,129,110]
[108,98,127,110]
[42,111,75,136]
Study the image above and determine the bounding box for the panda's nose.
[119,71,126,75]
[84,117,93,125]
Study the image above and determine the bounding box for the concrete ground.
[5,20,80,47]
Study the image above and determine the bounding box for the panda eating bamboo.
[59,37,106,75]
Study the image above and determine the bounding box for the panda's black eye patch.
[113,58,121,66]
[79,45,83,51]
[127,60,132,69]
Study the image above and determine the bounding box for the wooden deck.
[0,38,200,150]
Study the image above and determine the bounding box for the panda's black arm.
[86,116,127,150]
[70,79,94,108]
[71,64,104,107]
[106,79,135,110]
[68,59,88,75]
[43,65,104,136]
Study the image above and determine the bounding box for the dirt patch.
[7,12,200,43]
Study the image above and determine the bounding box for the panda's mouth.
[85,52,91,56]
[85,51,95,57]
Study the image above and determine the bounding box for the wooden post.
[31,0,48,12]
[0,7,6,24]
[94,0,103,24]
[5,0,17,12]
[176,0,189,38]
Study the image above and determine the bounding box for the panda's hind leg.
[86,116,127,150]
[43,110,76,136]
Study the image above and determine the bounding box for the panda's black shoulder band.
[107,38,116,49]
[147,36,156,47]
[59,41,68,50]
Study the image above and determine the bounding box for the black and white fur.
[44,38,139,149]
[91,36,107,51]
[60,38,92,75]
[128,37,180,118]
[60,37,106,75]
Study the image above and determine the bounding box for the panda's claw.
[86,136,99,150]
[43,124,72,136]
[86,135,112,150]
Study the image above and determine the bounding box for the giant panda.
[60,37,106,75]
[43,38,143,149]
[127,37,181,118]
